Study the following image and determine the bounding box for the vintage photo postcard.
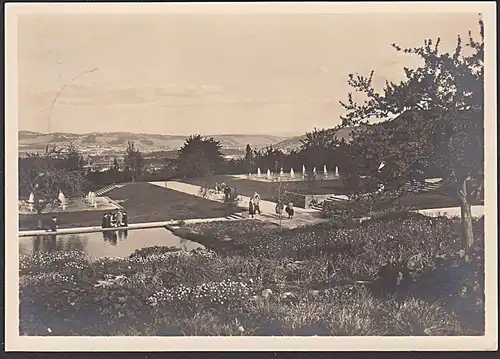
[4,1,497,352]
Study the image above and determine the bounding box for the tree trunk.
[458,177,474,250]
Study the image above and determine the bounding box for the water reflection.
[101,229,129,245]
[20,227,204,260]
[30,233,88,253]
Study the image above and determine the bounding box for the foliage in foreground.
[338,17,484,250]
[20,216,484,336]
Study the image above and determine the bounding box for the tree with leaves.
[244,144,253,162]
[176,134,225,179]
[112,158,120,172]
[19,146,86,215]
[339,17,484,249]
[299,127,342,170]
[63,142,85,171]
[253,145,287,174]
[123,141,144,182]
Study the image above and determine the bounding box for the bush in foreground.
[19,216,484,336]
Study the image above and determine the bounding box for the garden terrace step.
[225,213,245,220]
[400,181,443,193]
[94,183,125,196]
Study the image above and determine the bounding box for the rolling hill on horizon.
[18,130,292,152]
[18,126,362,155]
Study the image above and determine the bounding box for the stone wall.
[284,191,335,209]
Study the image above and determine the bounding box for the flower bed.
[20,216,485,336]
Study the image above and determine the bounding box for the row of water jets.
[251,165,339,179]
[26,190,98,212]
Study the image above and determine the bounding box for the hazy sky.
[18,12,480,135]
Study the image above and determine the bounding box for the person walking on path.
[253,192,261,214]
[275,200,284,216]
[248,198,256,218]
[224,185,232,203]
[285,202,295,219]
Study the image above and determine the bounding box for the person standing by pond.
[49,216,58,232]
[104,212,110,228]
[253,192,261,214]
[110,212,118,228]
[102,213,108,229]
[116,210,123,227]
[122,210,128,227]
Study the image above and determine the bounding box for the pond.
[19,227,205,260]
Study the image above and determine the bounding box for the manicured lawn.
[183,175,352,201]
[19,183,237,231]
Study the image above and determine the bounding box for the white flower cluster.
[21,272,77,285]
[132,250,216,263]
[147,278,253,307]
[20,251,89,272]
[92,249,218,266]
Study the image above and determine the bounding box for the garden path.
[149,180,326,229]
[148,181,319,214]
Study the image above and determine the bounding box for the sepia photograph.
[4,1,497,351]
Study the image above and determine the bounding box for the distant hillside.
[17,131,290,152]
[273,126,357,151]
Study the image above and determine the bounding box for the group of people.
[101,210,128,228]
[275,200,295,219]
[216,184,296,220]
[248,192,295,219]
[214,182,226,194]
[248,192,261,218]
[215,182,238,203]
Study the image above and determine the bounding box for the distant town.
[18,130,302,172]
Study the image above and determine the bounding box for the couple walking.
[248,192,261,218]
[275,200,295,219]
